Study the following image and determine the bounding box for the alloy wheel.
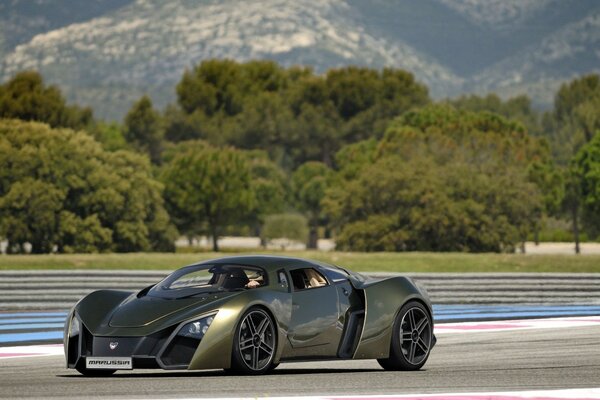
[238,310,275,371]
[399,306,431,365]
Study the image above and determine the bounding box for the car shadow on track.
[57,368,384,379]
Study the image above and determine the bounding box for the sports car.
[65,255,435,375]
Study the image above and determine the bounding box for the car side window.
[289,268,328,291]
[277,269,290,291]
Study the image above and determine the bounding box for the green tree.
[572,131,600,241]
[543,75,600,251]
[246,151,288,245]
[560,169,583,253]
[161,141,255,251]
[450,93,541,136]
[230,92,294,163]
[124,95,164,163]
[262,213,308,250]
[0,71,92,129]
[88,121,128,151]
[176,59,285,117]
[0,119,177,253]
[544,74,600,164]
[168,60,430,169]
[292,162,334,249]
[325,105,548,252]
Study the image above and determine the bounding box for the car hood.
[108,292,236,328]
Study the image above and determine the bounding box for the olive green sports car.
[65,255,435,375]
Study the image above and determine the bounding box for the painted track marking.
[435,315,600,334]
[143,388,600,400]
[1,306,599,345]
[2,315,600,359]
[0,344,62,359]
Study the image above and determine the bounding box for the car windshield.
[147,264,267,299]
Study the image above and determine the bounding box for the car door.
[286,267,341,358]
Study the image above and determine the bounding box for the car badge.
[109,342,118,350]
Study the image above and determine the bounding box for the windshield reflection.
[148,264,267,299]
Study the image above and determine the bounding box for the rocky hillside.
[1,0,599,120]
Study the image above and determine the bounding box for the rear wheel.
[378,301,432,371]
[229,307,277,375]
[75,365,116,376]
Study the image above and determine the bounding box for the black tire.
[75,365,116,377]
[378,301,433,371]
[229,307,277,375]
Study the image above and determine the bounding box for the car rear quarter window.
[289,268,329,291]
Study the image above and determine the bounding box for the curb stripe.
[0,323,64,331]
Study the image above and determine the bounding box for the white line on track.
[434,315,600,334]
[0,343,62,359]
[2,316,600,359]
[156,388,600,400]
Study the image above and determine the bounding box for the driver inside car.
[246,272,264,288]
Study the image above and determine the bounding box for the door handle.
[292,303,300,310]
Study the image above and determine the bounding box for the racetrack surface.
[1,323,599,399]
[4,305,600,346]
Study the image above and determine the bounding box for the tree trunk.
[255,224,266,248]
[572,202,580,254]
[308,225,318,249]
[210,224,219,252]
[31,241,44,254]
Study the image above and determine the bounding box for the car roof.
[186,255,344,272]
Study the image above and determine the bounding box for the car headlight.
[68,315,80,337]
[176,314,216,340]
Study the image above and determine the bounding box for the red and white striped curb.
[0,344,62,359]
[434,315,600,334]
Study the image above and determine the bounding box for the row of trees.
[1,62,599,253]
[0,119,175,253]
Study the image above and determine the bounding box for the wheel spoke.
[417,338,429,353]
[252,346,259,369]
[417,318,429,334]
[408,341,416,362]
[408,309,416,330]
[246,315,257,335]
[260,340,273,354]
[401,332,412,341]
[257,318,269,335]
[239,338,254,351]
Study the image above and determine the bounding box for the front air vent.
[159,336,200,368]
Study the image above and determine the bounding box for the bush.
[262,214,308,250]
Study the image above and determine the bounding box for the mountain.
[0,0,132,55]
[472,9,600,102]
[1,0,599,120]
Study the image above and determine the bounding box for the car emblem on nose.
[109,342,118,350]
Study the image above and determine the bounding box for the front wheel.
[378,301,433,371]
[229,307,277,375]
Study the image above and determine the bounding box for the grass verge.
[0,251,599,273]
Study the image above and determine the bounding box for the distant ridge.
[1,0,599,120]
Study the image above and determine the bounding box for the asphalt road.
[2,326,599,399]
